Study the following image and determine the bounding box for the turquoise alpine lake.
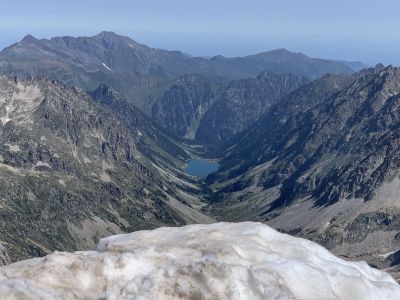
[185,159,220,177]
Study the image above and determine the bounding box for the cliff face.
[196,71,309,144]
[151,74,220,139]
[151,71,308,144]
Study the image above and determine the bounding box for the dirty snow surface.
[0,222,399,300]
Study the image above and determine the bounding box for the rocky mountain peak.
[20,34,38,44]
[374,63,386,72]
[91,83,122,106]
[92,31,144,50]
[94,31,119,39]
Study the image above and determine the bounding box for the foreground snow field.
[0,222,399,299]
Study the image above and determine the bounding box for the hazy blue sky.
[1,0,399,65]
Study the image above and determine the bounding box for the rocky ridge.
[0,76,212,262]
[207,65,400,274]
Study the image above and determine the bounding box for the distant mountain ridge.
[0,32,357,79]
[0,31,359,113]
[340,60,369,71]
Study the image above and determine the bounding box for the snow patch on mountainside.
[102,62,112,72]
[0,222,399,299]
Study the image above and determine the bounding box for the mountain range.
[0,32,363,144]
[0,31,357,83]
[3,31,400,281]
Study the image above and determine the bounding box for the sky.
[1,0,399,66]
